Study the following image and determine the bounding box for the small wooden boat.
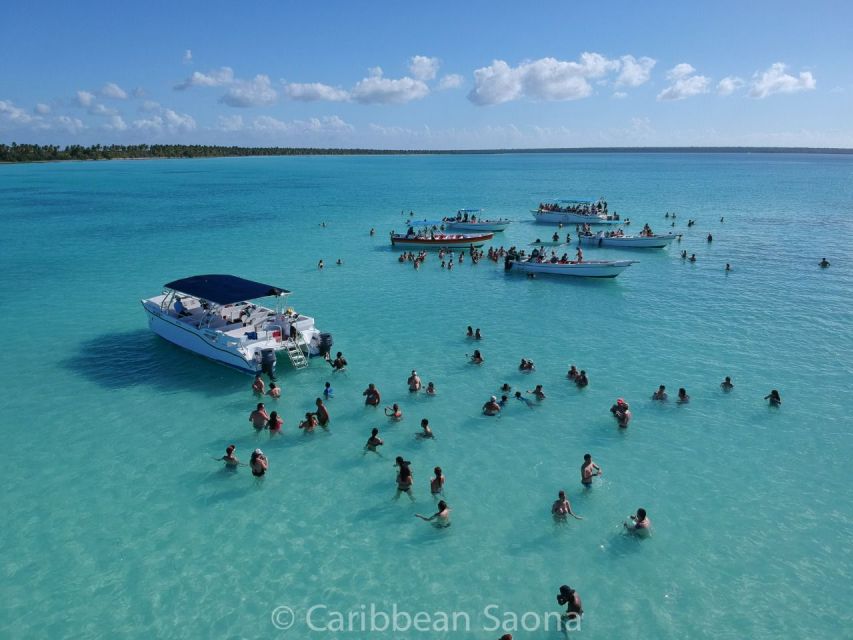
[445,210,512,232]
[390,230,494,249]
[577,232,676,249]
[505,257,637,278]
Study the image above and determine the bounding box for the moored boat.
[390,230,494,249]
[141,274,332,376]
[445,209,512,232]
[578,231,677,249]
[531,198,622,225]
[505,255,637,278]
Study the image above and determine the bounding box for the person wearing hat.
[407,370,422,392]
[482,396,501,416]
[609,398,631,428]
[250,449,268,477]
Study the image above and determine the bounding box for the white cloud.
[101,82,128,99]
[437,74,464,90]
[249,114,353,134]
[76,90,96,107]
[88,103,118,116]
[174,66,234,90]
[283,82,350,102]
[56,115,85,134]
[612,91,627,99]
[140,100,160,112]
[351,68,430,104]
[409,55,440,81]
[717,76,744,96]
[183,49,193,64]
[34,103,51,114]
[0,99,35,125]
[220,74,277,107]
[133,106,196,133]
[749,63,816,99]
[104,115,128,131]
[616,55,656,87]
[657,63,710,100]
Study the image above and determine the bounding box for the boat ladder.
[284,333,309,369]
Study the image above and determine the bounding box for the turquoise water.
[1,153,851,639]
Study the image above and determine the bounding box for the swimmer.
[500,383,512,392]
[336,258,342,265]
[514,391,534,408]
[764,389,782,406]
[323,381,334,398]
[707,233,713,242]
[407,370,422,392]
[250,449,268,477]
[575,370,589,388]
[314,398,330,426]
[609,398,632,427]
[318,259,324,269]
[483,396,501,416]
[681,250,687,259]
[363,383,381,406]
[299,412,318,432]
[430,466,444,496]
[267,382,281,399]
[689,254,697,262]
[252,374,265,395]
[384,402,402,421]
[394,457,415,501]
[498,394,509,407]
[624,507,651,536]
[720,376,734,392]
[418,418,434,439]
[267,411,283,433]
[370,228,375,236]
[581,454,601,487]
[364,427,384,454]
[567,365,579,381]
[469,350,484,365]
[326,351,348,372]
[556,585,583,621]
[249,403,269,430]
[725,263,731,271]
[219,444,240,469]
[677,388,690,403]
[425,381,436,395]
[552,490,583,521]
[819,257,830,268]
[652,384,668,401]
[474,328,482,340]
[416,500,451,527]
[528,384,546,400]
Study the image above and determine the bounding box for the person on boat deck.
[314,398,330,426]
[567,365,579,380]
[721,377,734,391]
[173,296,188,316]
[363,383,381,406]
[220,444,240,469]
[416,500,450,527]
[267,382,280,399]
[552,490,583,522]
[249,403,269,429]
[819,257,830,268]
[483,396,501,415]
[765,389,782,406]
[408,370,422,392]
[406,226,415,237]
[384,402,402,420]
[364,427,384,454]
[252,374,265,395]
[267,411,283,433]
[250,449,268,477]
[575,247,584,263]
[575,370,589,388]
[581,453,602,487]
[624,508,651,535]
[419,418,434,439]
[652,385,668,401]
[470,350,484,365]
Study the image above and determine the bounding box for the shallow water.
[1,153,851,639]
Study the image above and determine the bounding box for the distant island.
[2,142,852,163]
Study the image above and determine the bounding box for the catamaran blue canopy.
[164,275,290,305]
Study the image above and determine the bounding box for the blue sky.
[1,0,851,148]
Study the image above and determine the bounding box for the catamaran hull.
[143,304,261,374]
[578,234,677,248]
[507,260,637,278]
[531,211,621,225]
[445,221,511,232]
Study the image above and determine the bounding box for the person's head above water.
[584,453,592,462]
[637,508,647,520]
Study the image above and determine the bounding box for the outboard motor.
[318,332,334,357]
[260,348,277,380]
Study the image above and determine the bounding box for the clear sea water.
[1,153,851,639]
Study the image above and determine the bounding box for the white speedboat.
[505,256,637,278]
[445,209,512,232]
[531,198,622,225]
[141,274,332,376]
[578,232,677,248]
[390,230,493,249]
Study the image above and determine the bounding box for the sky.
[1,0,851,149]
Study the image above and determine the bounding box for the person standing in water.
[581,454,601,488]
[407,370,422,392]
[363,383,381,406]
[677,388,690,403]
[219,444,240,470]
[394,457,415,501]
[556,585,583,621]
[418,418,434,439]
[250,449,268,477]
[552,490,583,522]
[430,466,445,496]
[624,508,652,536]
[314,398,330,426]
[267,411,283,434]
[415,500,451,527]
[267,382,281,399]
[249,403,270,430]
[720,376,734,392]
[764,389,782,406]
[252,374,265,395]
[364,428,384,454]
[652,385,668,401]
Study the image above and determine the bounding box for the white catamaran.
[141,274,333,377]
